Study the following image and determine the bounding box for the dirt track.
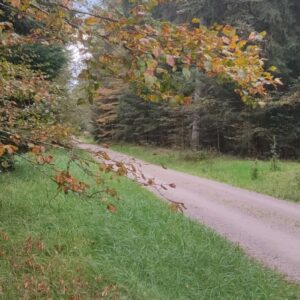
[77,142,300,282]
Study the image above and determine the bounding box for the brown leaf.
[107,204,117,213]
[170,202,187,213]
[98,151,111,161]
[101,284,116,297]
[148,178,155,185]
[2,233,9,241]
[153,47,162,58]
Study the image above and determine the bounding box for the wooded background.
[93,0,300,158]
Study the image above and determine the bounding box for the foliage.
[103,0,299,156]
[104,71,300,159]
[0,43,67,79]
[0,0,281,196]
[84,2,279,105]
[170,0,300,82]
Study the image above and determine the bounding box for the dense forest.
[93,0,300,158]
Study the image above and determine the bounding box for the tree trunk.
[191,111,200,150]
[190,76,207,150]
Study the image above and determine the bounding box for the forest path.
[76,141,300,282]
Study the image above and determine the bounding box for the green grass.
[0,150,299,299]
[111,144,300,203]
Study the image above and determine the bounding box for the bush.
[0,44,67,79]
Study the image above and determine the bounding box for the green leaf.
[182,68,191,79]
[145,74,157,88]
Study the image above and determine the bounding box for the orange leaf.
[4,145,18,154]
[0,146,5,157]
[9,0,21,8]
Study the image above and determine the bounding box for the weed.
[251,159,259,180]
[270,135,280,171]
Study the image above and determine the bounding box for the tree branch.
[46,1,118,23]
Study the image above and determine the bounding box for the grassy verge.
[0,150,299,299]
[112,144,300,202]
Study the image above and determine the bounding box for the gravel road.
[77,142,300,282]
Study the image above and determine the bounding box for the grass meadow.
[0,150,299,299]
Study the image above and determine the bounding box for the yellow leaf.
[223,25,236,37]
[192,18,201,24]
[85,17,99,26]
[0,146,5,157]
[259,31,267,38]
[268,66,277,72]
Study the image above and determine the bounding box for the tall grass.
[0,150,299,299]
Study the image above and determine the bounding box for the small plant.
[294,172,300,189]
[251,159,259,180]
[270,135,280,171]
[179,148,217,162]
[0,153,15,172]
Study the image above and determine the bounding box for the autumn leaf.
[166,55,175,67]
[4,145,18,154]
[268,66,278,72]
[107,204,117,213]
[223,25,236,37]
[106,188,118,197]
[192,18,201,24]
[153,47,162,58]
[98,151,111,160]
[275,78,284,85]
[9,0,21,8]
[170,202,186,213]
[85,17,99,26]
[30,145,45,154]
[0,146,5,157]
